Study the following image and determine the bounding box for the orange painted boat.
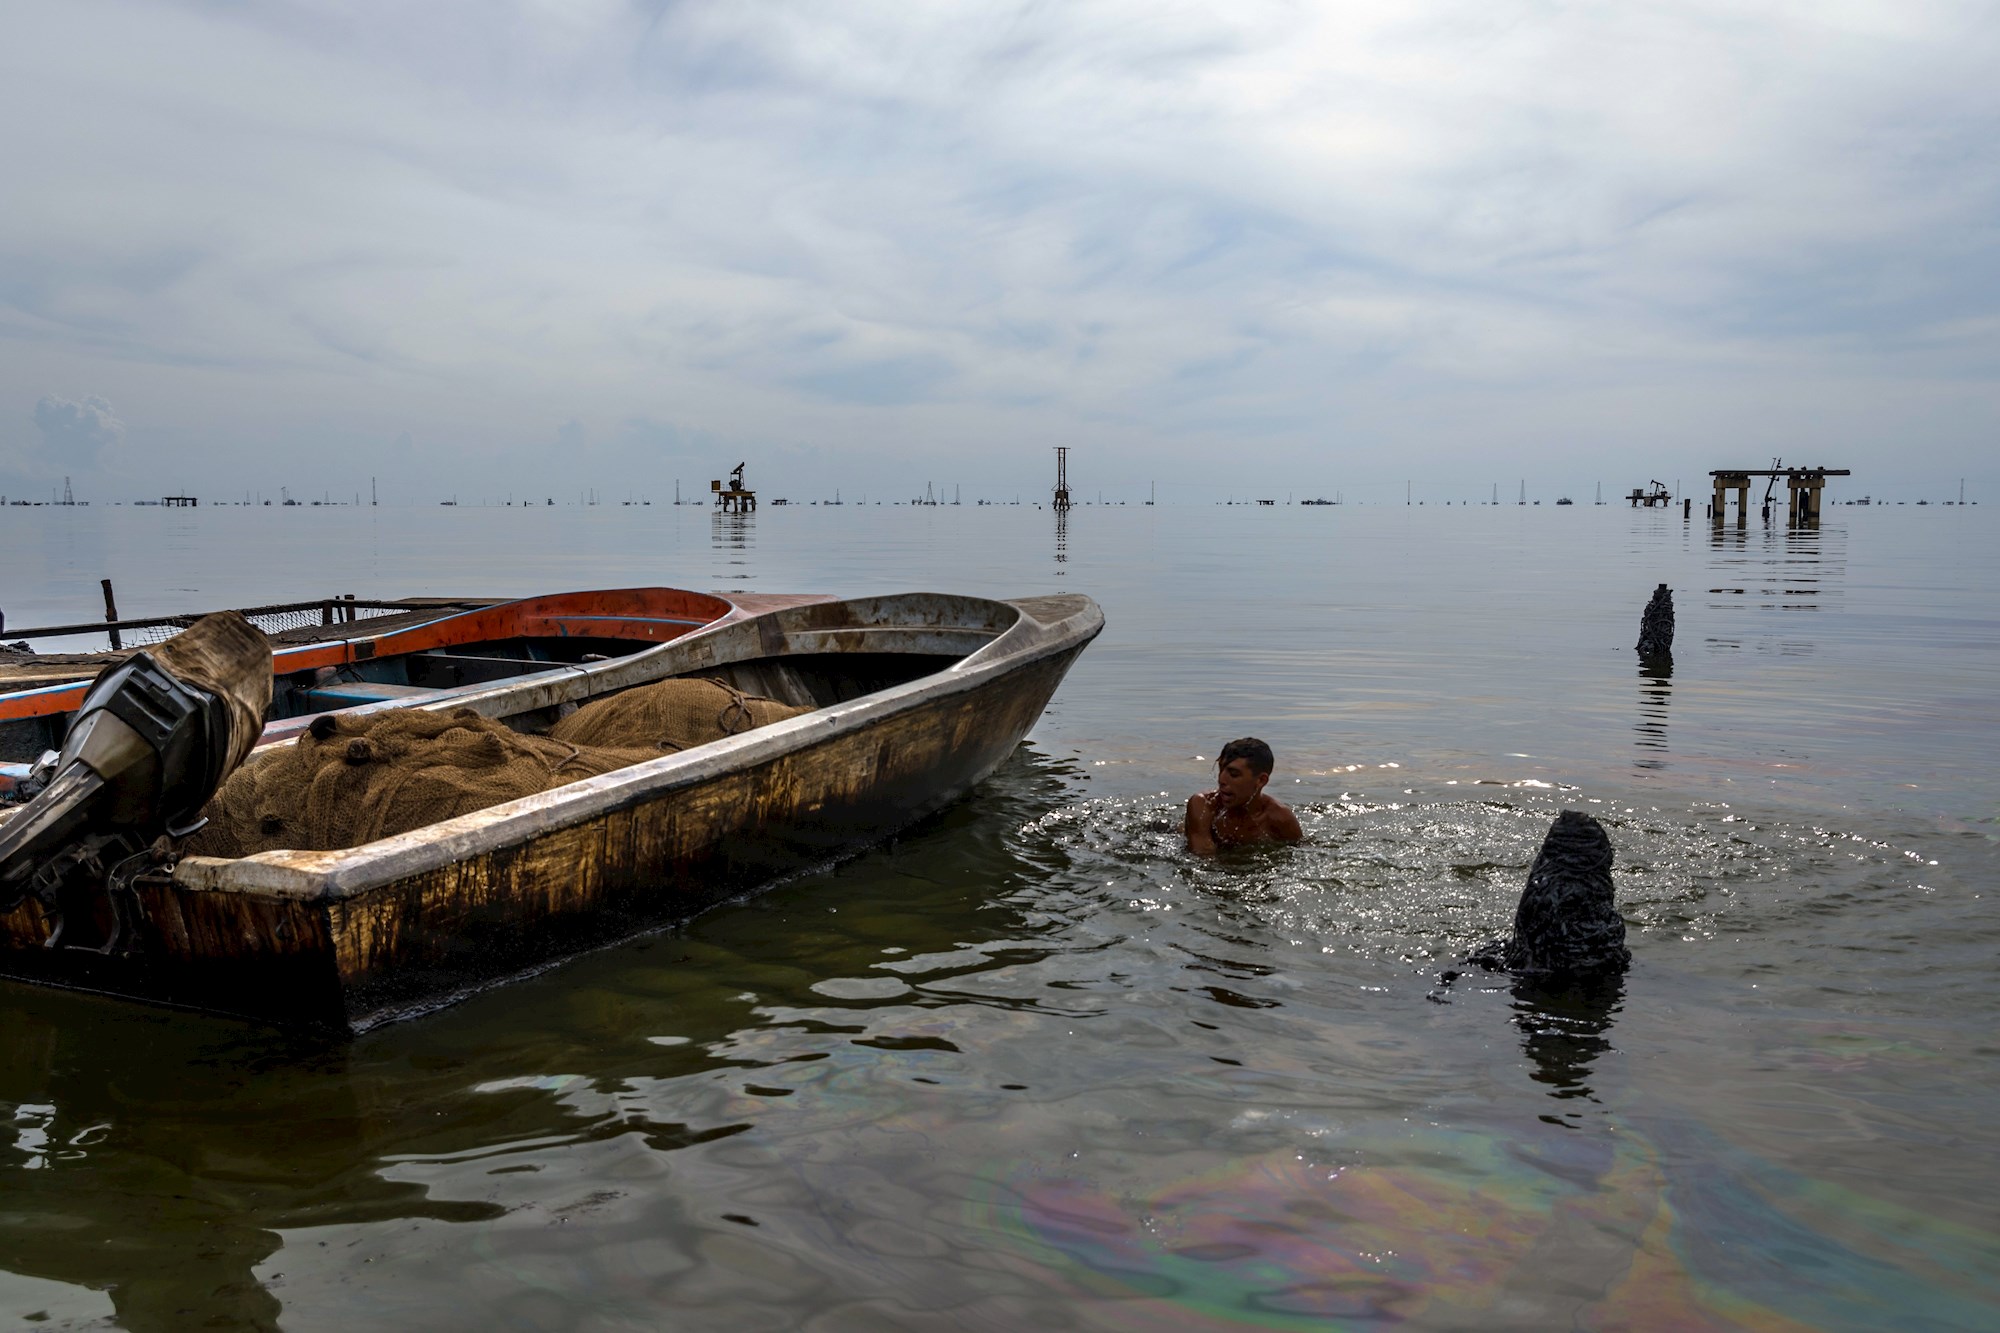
[0,588,760,791]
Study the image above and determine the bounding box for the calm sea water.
[2,502,1995,1331]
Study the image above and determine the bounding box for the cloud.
[0,1,1994,498]
[33,393,126,463]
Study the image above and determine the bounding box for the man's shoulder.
[1257,793,1304,838]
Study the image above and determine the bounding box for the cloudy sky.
[3,0,1995,503]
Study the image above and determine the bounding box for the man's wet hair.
[1218,737,1275,777]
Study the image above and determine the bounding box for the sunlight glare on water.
[1,502,1995,1330]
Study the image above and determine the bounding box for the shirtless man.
[1185,737,1304,856]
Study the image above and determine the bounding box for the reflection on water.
[1053,506,1067,577]
[709,508,754,582]
[1509,974,1624,1127]
[1705,519,1843,653]
[0,1001,505,1332]
[1634,659,1672,769]
[0,750,1995,1328]
[1,506,1997,1329]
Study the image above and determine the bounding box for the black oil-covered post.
[1636,583,1673,665]
[100,578,122,651]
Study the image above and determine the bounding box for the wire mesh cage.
[7,598,478,654]
[124,601,413,646]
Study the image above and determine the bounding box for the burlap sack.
[149,611,273,777]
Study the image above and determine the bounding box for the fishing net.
[188,709,660,857]
[188,676,803,857]
[548,676,806,752]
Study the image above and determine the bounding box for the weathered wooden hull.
[0,593,1101,1030]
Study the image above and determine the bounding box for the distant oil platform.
[1708,464,1850,527]
[712,462,756,512]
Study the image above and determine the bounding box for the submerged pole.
[100,579,121,651]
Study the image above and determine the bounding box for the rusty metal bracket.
[37,838,156,957]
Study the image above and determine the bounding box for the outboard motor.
[0,613,270,947]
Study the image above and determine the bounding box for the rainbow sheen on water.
[1,503,1995,1330]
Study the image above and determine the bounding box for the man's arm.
[1185,793,1219,857]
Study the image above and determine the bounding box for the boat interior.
[1,595,1028,795]
[274,633,656,716]
[2,708,87,770]
[617,651,947,716]
[402,599,1025,748]
[488,629,1013,738]
[0,634,662,768]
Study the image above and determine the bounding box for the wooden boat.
[0,588,749,791]
[0,591,1102,1030]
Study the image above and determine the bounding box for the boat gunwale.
[169,592,1101,904]
[0,586,744,727]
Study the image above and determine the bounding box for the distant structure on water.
[713,462,756,512]
[1052,447,1072,512]
[1708,465,1849,527]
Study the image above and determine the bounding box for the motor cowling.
[0,613,271,918]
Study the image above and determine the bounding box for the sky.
[2,0,1996,505]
